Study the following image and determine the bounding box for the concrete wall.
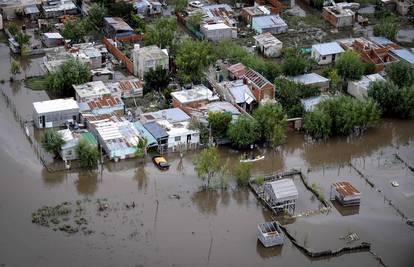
[33,108,79,128]
[201,26,233,42]
[167,132,200,149]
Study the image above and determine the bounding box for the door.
[332,54,336,62]
[41,115,45,128]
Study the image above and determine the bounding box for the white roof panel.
[269,179,298,201]
[33,98,79,114]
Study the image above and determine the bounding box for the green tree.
[373,17,399,41]
[312,0,324,9]
[175,39,216,84]
[41,129,65,156]
[14,31,30,55]
[281,48,310,76]
[227,115,261,148]
[145,18,178,52]
[188,118,209,144]
[10,58,21,79]
[47,59,91,97]
[303,109,332,139]
[275,78,320,117]
[368,80,414,118]
[87,3,107,28]
[7,22,19,36]
[187,11,203,31]
[135,138,148,159]
[207,111,232,139]
[172,0,188,13]
[61,19,89,43]
[232,162,252,186]
[143,65,170,95]
[193,146,221,188]
[253,103,287,147]
[107,1,134,18]
[364,61,376,75]
[335,51,365,80]
[130,13,146,34]
[328,68,341,93]
[75,140,99,169]
[385,62,414,88]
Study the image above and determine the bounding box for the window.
[175,136,181,142]
[322,56,326,60]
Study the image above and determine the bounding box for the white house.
[33,98,79,128]
[311,42,345,65]
[254,32,283,58]
[347,74,385,100]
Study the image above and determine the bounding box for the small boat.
[240,155,265,163]
[257,221,284,247]
[152,156,170,170]
[391,181,399,187]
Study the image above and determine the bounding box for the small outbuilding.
[347,74,385,100]
[58,129,97,161]
[311,42,345,65]
[288,73,330,91]
[254,32,283,58]
[200,23,233,42]
[42,32,64,48]
[330,181,361,206]
[33,98,79,129]
[264,179,298,213]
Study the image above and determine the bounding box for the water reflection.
[256,240,283,258]
[41,168,66,187]
[75,171,99,196]
[191,190,221,215]
[134,165,149,191]
[331,200,360,216]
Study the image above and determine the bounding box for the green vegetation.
[227,115,261,148]
[281,48,312,76]
[107,1,134,19]
[145,18,178,52]
[135,138,148,159]
[75,140,99,169]
[328,69,341,93]
[143,66,170,95]
[87,3,108,29]
[232,162,252,186]
[385,62,414,88]
[304,96,380,139]
[7,22,19,36]
[311,0,324,9]
[10,58,21,78]
[187,12,203,31]
[24,76,49,91]
[216,41,280,82]
[253,103,287,147]
[175,39,216,84]
[368,80,414,119]
[130,14,146,34]
[61,19,89,43]
[275,78,320,118]
[335,51,365,81]
[41,129,65,156]
[188,118,209,144]
[14,31,30,56]
[255,176,265,186]
[172,0,188,13]
[47,59,90,97]
[193,146,226,188]
[207,111,232,140]
[373,17,399,42]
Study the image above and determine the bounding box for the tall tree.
[75,140,99,169]
[47,59,91,97]
[135,138,148,160]
[281,48,311,76]
[61,19,89,43]
[207,111,232,140]
[172,0,188,13]
[144,18,178,52]
[193,147,221,188]
[335,51,365,81]
[143,66,170,95]
[253,103,287,147]
[175,39,216,84]
[385,62,414,88]
[303,109,332,139]
[373,17,399,41]
[227,115,261,148]
[232,162,252,186]
[87,3,108,29]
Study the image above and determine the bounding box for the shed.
[103,17,134,38]
[33,98,79,128]
[254,32,283,58]
[200,23,233,42]
[251,15,288,35]
[311,42,345,65]
[24,5,40,20]
[42,32,64,48]
[347,74,385,100]
[228,63,246,80]
[331,181,361,206]
[264,179,298,213]
[288,73,330,90]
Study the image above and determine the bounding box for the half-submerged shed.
[331,181,361,206]
[263,178,298,213]
[257,221,284,247]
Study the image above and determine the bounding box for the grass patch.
[25,75,48,91]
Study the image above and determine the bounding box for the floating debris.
[391,181,400,187]
[170,194,181,199]
[339,232,360,243]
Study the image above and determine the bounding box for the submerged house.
[33,98,79,129]
[311,42,345,65]
[331,181,361,206]
[257,221,284,248]
[58,129,97,161]
[264,179,298,214]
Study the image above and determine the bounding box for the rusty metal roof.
[333,181,360,197]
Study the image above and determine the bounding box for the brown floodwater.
[0,42,413,267]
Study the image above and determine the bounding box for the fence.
[102,37,134,74]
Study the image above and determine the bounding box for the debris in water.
[339,232,359,243]
[170,194,181,199]
[391,181,399,187]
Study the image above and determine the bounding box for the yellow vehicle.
[152,156,170,170]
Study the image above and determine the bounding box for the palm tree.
[135,137,148,161]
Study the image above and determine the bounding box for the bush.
[304,109,332,139]
[373,17,399,41]
[207,111,232,139]
[281,48,311,76]
[232,162,252,186]
[368,80,414,118]
[253,103,287,147]
[75,140,99,169]
[335,51,365,80]
[255,176,264,186]
[227,115,261,148]
[385,62,414,88]
[41,129,65,155]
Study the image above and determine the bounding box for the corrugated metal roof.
[143,122,168,140]
[289,73,330,85]
[24,5,40,14]
[133,121,157,147]
[228,84,255,104]
[43,32,63,39]
[391,49,414,64]
[268,179,298,201]
[252,15,287,29]
[312,42,344,56]
[369,36,395,47]
[141,108,190,123]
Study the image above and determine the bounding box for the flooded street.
[0,45,413,267]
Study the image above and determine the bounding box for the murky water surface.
[0,41,413,267]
